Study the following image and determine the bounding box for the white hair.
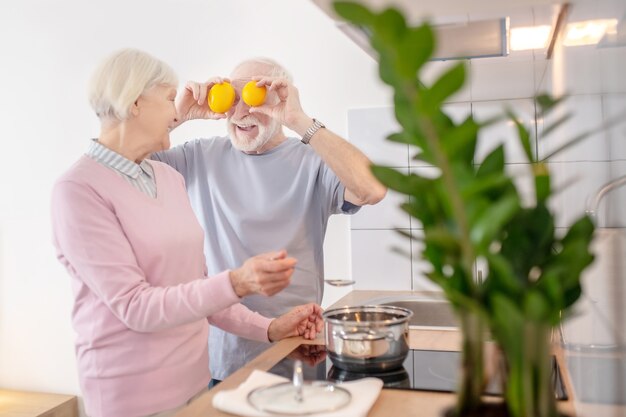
[88,48,178,121]
[231,57,293,82]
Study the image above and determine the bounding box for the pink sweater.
[51,156,272,417]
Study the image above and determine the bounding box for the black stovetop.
[267,344,568,400]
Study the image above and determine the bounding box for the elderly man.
[152,58,386,383]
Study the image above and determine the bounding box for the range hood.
[311,0,561,60]
[336,18,510,61]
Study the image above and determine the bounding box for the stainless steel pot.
[323,305,413,372]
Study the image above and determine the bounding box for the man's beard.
[227,115,280,153]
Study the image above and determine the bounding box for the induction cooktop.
[267,344,568,400]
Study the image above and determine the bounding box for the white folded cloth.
[212,369,383,417]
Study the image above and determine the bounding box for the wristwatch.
[301,119,326,145]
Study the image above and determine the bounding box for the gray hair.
[232,57,293,82]
[88,48,178,121]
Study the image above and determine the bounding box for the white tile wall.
[351,168,411,230]
[538,94,608,162]
[469,51,536,101]
[605,160,626,228]
[351,229,413,291]
[599,47,626,94]
[421,60,472,103]
[347,107,407,168]
[505,163,536,207]
[548,161,611,228]
[560,46,604,95]
[410,230,442,292]
[473,99,537,164]
[603,94,626,161]
[534,55,552,95]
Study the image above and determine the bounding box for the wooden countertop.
[0,389,78,417]
[174,291,580,417]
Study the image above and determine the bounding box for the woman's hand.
[229,250,297,297]
[267,303,324,342]
[173,77,229,128]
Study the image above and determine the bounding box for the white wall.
[0,0,392,407]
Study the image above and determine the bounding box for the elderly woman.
[51,48,323,417]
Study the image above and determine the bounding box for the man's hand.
[173,78,229,128]
[229,250,296,297]
[267,303,324,342]
[248,77,313,135]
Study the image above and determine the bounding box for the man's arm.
[250,78,387,206]
[293,115,387,206]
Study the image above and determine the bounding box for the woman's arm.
[51,180,292,333]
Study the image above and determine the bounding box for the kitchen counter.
[174,291,581,417]
[0,389,78,417]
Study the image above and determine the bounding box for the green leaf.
[533,162,551,203]
[485,252,524,294]
[499,205,555,279]
[540,113,573,139]
[506,109,534,163]
[562,215,595,246]
[461,173,511,200]
[476,145,505,178]
[397,24,435,76]
[470,194,520,248]
[423,62,466,112]
[333,1,375,26]
[540,130,593,161]
[490,293,524,352]
[377,49,400,86]
[393,92,420,133]
[524,290,549,321]
[441,115,479,165]
[424,228,461,254]
[387,131,420,146]
[374,8,407,45]
[371,166,417,194]
[536,93,567,117]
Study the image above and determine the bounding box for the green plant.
[333,2,596,417]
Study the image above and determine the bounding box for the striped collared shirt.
[86,139,157,198]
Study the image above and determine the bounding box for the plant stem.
[456,312,486,415]
[505,323,559,417]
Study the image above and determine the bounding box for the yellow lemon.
[208,82,235,113]
[242,81,267,107]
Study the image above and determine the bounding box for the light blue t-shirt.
[152,137,359,379]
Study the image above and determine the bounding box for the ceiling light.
[564,19,618,46]
[510,25,552,51]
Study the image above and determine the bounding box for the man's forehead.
[231,61,273,78]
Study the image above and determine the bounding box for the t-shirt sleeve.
[318,163,361,215]
[51,180,240,333]
[150,141,196,182]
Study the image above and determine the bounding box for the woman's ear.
[130,99,140,117]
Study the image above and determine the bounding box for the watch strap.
[301,119,325,144]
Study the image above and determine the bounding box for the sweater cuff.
[250,313,274,343]
[204,270,241,312]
